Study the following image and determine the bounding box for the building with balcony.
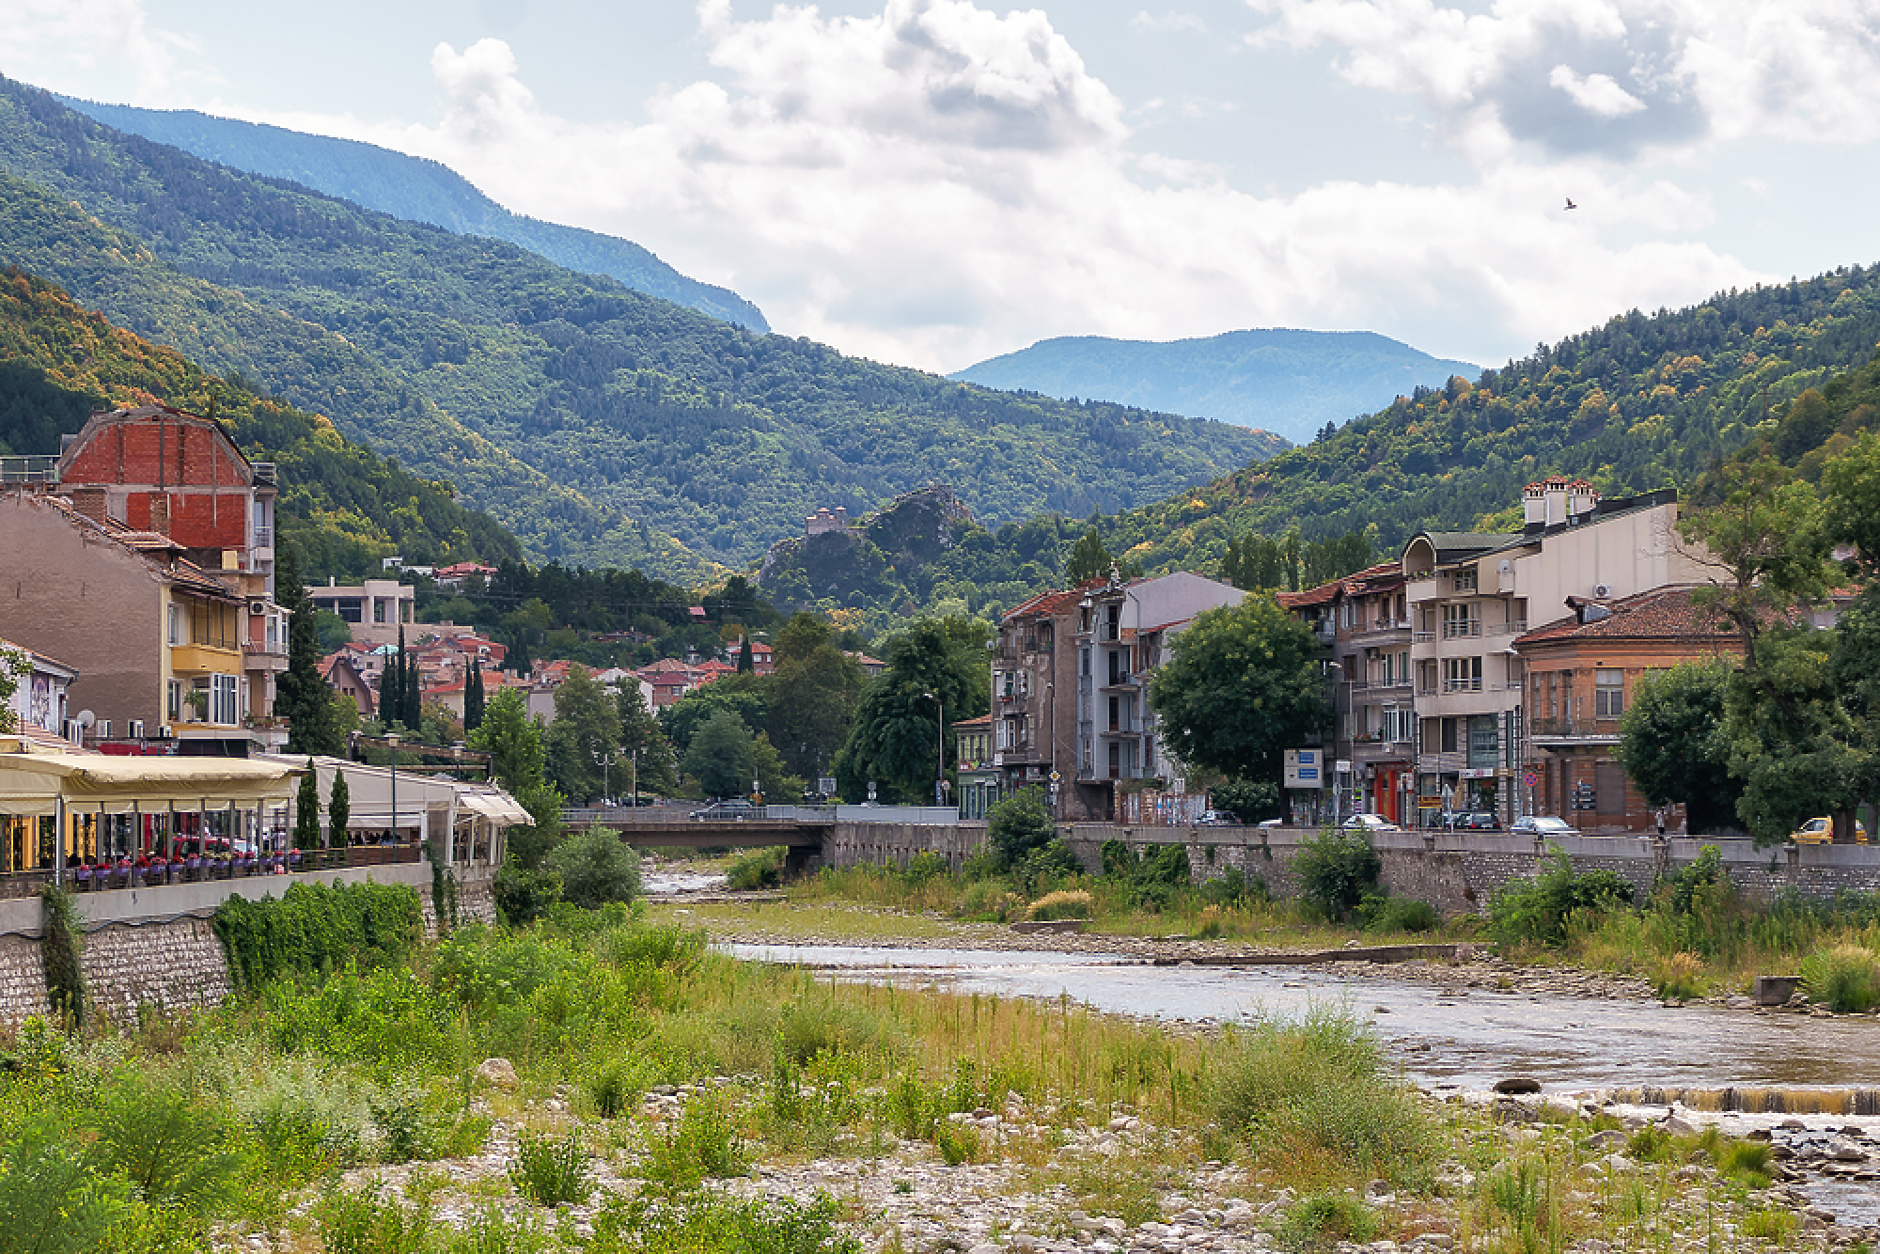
[1515,585,1741,831]
[0,489,254,754]
[992,588,1083,810]
[306,578,416,649]
[1069,571,1244,820]
[53,404,287,742]
[1401,478,1709,823]
[952,714,1001,819]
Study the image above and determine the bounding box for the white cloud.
[1251,0,1880,162]
[1548,64,1646,117]
[1131,10,1211,33]
[0,0,204,101]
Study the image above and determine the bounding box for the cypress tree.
[327,770,350,849]
[293,759,322,850]
[465,664,486,732]
[277,543,341,754]
[737,635,754,673]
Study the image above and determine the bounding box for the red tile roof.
[1517,584,1736,646]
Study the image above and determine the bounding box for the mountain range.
[951,329,1479,444]
[59,98,770,333]
[0,75,1283,582]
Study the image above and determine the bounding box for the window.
[1443,656,1483,692]
[1442,603,1478,638]
[210,674,240,726]
[167,602,183,646]
[1452,568,1478,593]
[1595,669,1625,719]
[1440,717,1459,753]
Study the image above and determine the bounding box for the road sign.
[1524,770,1539,789]
[1049,771,1060,782]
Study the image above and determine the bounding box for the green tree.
[1293,827,1382,922]
[660,679,768,760]
[736,636,754,674]
[293,760,321,851]
[1148,595,1331,784]
[765,637,866,781]
[464,664,486,733]
[1723,626,1867,844]
[841,617,989,803]
[470,687,561,867]
[1066,526,1116,583]
[751,732,803,802]
[543,825,642,909]
[986,786,1056,869]
[1616,661,1741,833]
[544,666,623,803]
[276,542,341,755]
[616,682,679,796]
[683,708,758,800]
[326,770,350,849]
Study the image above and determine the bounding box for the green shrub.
[592,1193,859,1254]
[544,825,642,909]
[1028,890,1093,921]
[90,1070,249,1213]
[1292,829,1381,922]
[1013,838,1082,898]
[1212,1008,1438,1190]
[438,1203,551,1254]
[213,880,424,991]
[1199,868,1265,908]
[934,1118,985,1165]
[726,846,787,891]
[316,1185,434,1254]
[902,851,948,885]
[1277,1192,1378,1251]
[509,1131,593,1207]
[38,885,84,1028]
[987,787,1057,869]
[0,1113,135,1253]
[587,1054,656,1119]
[233,1057,373,1176]
[262,966,457,1077]
[1801,942,1880,1011]
[1101,840,1191,911]
[493,864,563,929]
[645,1091,747,1192]
[1486,847,1635,948]
[1359,895,1438,934]
[1652,951,1705,1000]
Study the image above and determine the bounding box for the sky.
[7,0,1880,376]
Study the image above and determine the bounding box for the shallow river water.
[722,943,1880,1095]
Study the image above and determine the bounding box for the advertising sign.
[1283,748,1323,789]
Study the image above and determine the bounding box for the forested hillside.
[952,328,1478,444]
[0,266,521,576]
[60,99,770,332]
[0,76,1282,580]
[1093,267,1880,576]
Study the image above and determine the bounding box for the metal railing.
[1442,620,1482,639]
[0,455,59,483]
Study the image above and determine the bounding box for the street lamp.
[922,691,945,808]
[386,731,399,846]
[591,744,617,807]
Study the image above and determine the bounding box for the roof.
[952,714,994,729]
[1516,584,1736,648]
[0,752,302,815]
[0,637,78,678]
[1407,531,1521,564]
[1001,588,1082,622]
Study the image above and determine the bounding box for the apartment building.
[306,578,416,649]
[1402,478,1708,823]
[55,404,287,739]
[991,588,1082,811]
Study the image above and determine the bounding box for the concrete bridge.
[564,807,833,875]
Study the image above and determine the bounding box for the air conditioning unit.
[248,599,269,616]
[127,720,144,739]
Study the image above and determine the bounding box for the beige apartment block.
[1401,478,1709,824]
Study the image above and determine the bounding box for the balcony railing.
[0,455,59,483]
[1529,716,1622,738]
[1442,677,1484,693]
[1488,620,1528,636]
[1413,631,1436,643]
[1441,620,1482,639]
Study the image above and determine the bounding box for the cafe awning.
[0,753,303,816]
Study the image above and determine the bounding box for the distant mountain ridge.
[951,328,1479,443]
[0,75,1282,581]
[60,98,770,332]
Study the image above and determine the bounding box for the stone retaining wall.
[823,820,1880,912]
[83,917,232,1023]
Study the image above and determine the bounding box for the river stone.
[1493,1077,1542,1095]
[474,1057,518,1091]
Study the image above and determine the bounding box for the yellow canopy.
[0,753,302,815]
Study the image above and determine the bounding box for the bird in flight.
[1564,198,1577,210]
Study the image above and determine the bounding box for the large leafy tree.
[275,542,341,755]
[841,617,990,803]
[469,687,561,867]
[1148,594,1330,784]
[684,708,758,800]
[1616,661,1741,834]
[765,630,867,781]
[544,666,623,803]
[616,682,679,797]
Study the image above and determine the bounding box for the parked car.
[1510,815,1576,837]
[1340,813,1401,833]
[1790,816,1868,845]
[1451,811,1503,831]
[1197,810,1241,826]
[690,799,757,821]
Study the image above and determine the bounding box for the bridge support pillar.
[784,844,818,880]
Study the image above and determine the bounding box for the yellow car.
[1791,817,1868,845]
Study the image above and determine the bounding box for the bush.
[645,1091,747,1192]
[544,825,642,909]
[902,851,948,885]
[725,846,786,891]
[1360,895,1438,934]
[213,880,425,992]
[1652,951,1705,1000]
[1101,840,1191,911]
[1013,839,1082,898]
[1293,828,1381,922]
[1028,890,1093,921]
[987,787,1056,869]
[510,1130,592,1207]
[1486,847,1635,948]
[1801,942,1880,1011]
[1212,1008,1438,1190]
[1199,868,1265,909]
[593,1193,860,1254]
[493,864,563,929]
[39,885,84,1028]
[1278,1192,1378,1251]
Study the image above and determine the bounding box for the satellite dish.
[75,709,96,728]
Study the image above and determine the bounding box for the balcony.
[1442,677,1484,693]
[1528,716,1622,744]
[1441,620,1482,640]
[1487,620,1529,637]
[1349,619,1414,645]
[170,643,241,675]
[1100,671,1137,691]
[243,640,288,673]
